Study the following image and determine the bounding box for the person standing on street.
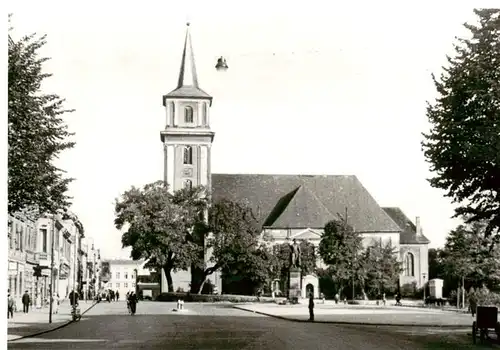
[128,292,138,315]
[308,292,315,322]
[22,290,30,313]
[116,290,120,301]
[8,293,15,319]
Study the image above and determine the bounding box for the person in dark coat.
[22,290,30,313]
[308,292,314,321]
[128,292,138,314]
[8,293,15,319]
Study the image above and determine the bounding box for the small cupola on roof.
[163,23,212,105]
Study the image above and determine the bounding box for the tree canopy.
[114,181,208,292]
[361,238,402,297]
[203,198,273,294]
[422,9,500,238]
[319,218,364,285]
[441,221,500,291]
[8,17,75,216]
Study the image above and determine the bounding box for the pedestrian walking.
[469,292,477,318]
[22,290,30,313]
[7,293,15,319]
[308,292,314,322]
[52,293,59,314]
[128,292,138,315]
[116,290,120,301]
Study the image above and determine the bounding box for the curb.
[8,301,100,342]
[232,306,471,328]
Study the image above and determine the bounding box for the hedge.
[155,292,278,303]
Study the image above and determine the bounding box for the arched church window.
[184,106,194,123]
[170,102,175,125]
[183,179,192,190]
[183,146,193,165]
[404,253,415,277]
[202,103,208,125]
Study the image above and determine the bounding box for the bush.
[155,292,278,303]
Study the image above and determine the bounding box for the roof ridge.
[262,186,301,227]
[300,180,336,220]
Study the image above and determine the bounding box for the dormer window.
[183,146,193,165]
[183,179,193,190]
[184,106,194,123]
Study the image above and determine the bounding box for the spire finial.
[176,23,199,88]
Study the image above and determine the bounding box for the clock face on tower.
[183,168,193,177]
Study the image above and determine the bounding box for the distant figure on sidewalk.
[69,290,79,308]
[308,292,315,322]
[469,292,477,318]
[395,292,402,306]
[8,293,15,319]
[22,290,31,313]
[116,291,120,301]
[52,293,59,314]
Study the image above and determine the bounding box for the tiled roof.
[164,24,212,101]
[164,86,212,99]
[382,207,431,244]
[211,174,401,233]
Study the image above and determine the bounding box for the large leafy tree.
[422,9,500,238]
[361,239,402,298]
[198,198,269,294]
[114,181,207,292]
[8,17,75,216]
[319,217,364,295]
[442,221,500,291]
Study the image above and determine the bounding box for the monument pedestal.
[288,267,302,303]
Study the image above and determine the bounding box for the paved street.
[8,300,98,340]
[234,303,479,326]
[8,301,500,349]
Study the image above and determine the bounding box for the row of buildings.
[101,259,160,300]
[8,211,103,309]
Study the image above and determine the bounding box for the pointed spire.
[163,23,212,103]
[177,22,199,88]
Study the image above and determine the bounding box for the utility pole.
[73,229,78,300]
[48,214,56,323]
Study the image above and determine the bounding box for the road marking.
[13,338,107,343]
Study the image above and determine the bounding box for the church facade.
[159,24,430,298]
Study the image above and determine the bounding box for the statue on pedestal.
[289,239,301,269]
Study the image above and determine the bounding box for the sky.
[7,1,493,259]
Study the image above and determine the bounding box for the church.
[159,24,430,298]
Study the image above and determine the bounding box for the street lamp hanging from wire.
[215,56,228,72]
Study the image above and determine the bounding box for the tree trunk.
[162,265,174,293]
[196,264,220,294]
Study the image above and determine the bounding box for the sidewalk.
[8,300,98,341]
[233,303,478,327]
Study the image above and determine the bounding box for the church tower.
[161,23,214,194]
[160,23,220,293]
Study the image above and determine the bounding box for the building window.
[124,282,128,288]
[184,106,194,123]
[124,272,128,279]
[116,283,120,288]
[183,146,193,165]
[183,179,193,190]
[404,253,415,277]
[132,283,135,288]
[116,272,120,279]
[203,103,208,125]
[171,102,175,125]
[108,283,112,288]
[10,222,15,249]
